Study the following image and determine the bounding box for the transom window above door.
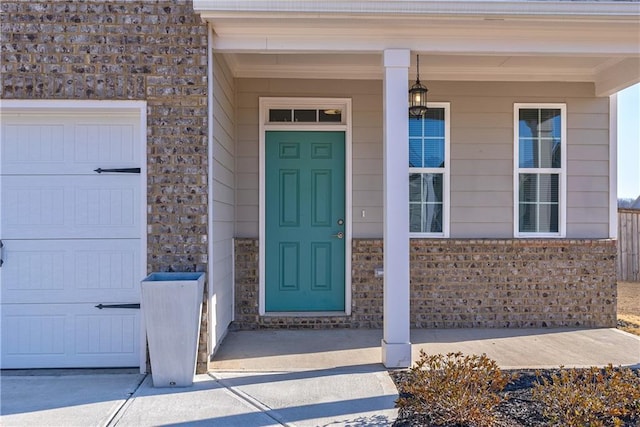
[268,108,343,123]
[262,99,350,126]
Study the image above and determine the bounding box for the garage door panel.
[1,104,143,369]
[2,240,140,304]
[2,313,66,357]
[75,313,137,355]
[2,115,140,175]
[1,304,140,369]
[2,176,140,239]
[2,122,67,172]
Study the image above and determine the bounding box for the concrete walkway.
[1,368,396,427]
[1,328,638,427]
[1,369,145,427]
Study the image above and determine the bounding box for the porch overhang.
[196,1,638,368]
[195,0,640,96]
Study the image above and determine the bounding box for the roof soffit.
[204,12,639,56]
[198,1,640,90]
[193,1,640,19]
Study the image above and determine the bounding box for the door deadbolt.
[337,219,344,225]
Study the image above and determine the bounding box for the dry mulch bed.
[391,369,639,427]
[392,283,640,426]
[617,282,640,336]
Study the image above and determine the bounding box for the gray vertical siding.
[234,79,610,239]
[212,53,236,344]
[442,81,610,238]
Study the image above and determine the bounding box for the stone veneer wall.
[234,238,617,329]
[1,0,210,372]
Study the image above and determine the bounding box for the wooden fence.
[618,208,640,282]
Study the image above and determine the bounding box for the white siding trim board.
[608,94,618,239]
[207,27,215,364]
[209,33,237,360]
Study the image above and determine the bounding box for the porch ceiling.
[196,1,640,96]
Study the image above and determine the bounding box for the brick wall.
[234,239,384,328]
[409,239,617,328]
[235,238,617,329]
[1,0,210,372]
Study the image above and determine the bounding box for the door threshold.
[262,311,348,317]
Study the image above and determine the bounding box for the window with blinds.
[514,104,566,237]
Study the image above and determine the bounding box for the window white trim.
[513,103,567,238]
[258,97,352,316]
[409,102,450,238]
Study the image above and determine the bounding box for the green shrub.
[396,351,513,427]
[532,365,640,427]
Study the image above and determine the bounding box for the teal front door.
[265,131,346,312]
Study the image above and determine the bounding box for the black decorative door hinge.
[94,168,141,174]
[95,303,141,309]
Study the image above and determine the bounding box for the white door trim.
[258,97,353,316]
[0,99,148,372]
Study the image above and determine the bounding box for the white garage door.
[1,104,144,368]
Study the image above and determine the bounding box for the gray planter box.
[141,272,205,387]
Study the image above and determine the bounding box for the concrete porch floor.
[2,328,637,427]
[211,328,640,371]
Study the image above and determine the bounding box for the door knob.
[332,232,344,239]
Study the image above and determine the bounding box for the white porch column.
[381,49,411,368]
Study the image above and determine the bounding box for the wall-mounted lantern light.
[409,55,428,118]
